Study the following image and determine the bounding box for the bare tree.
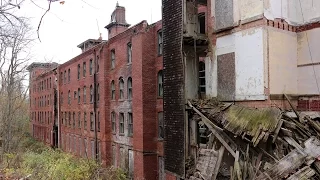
[0,20,32,156]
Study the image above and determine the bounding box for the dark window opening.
[199,61,206,94]
[198,13,206,34]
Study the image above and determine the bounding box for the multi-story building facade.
[29,0,320,179]
[29,4,165,180]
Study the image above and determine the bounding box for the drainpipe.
[94,42,107,162]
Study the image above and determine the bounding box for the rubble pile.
[187,99,320,180]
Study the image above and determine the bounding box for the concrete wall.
[297,28,320,94]
[268,27,298,95]
[264,0,320,25]
[214,27,266,101]
[240,0,264,22]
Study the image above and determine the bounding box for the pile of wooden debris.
[187,98,320,180]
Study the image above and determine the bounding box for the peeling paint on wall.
[215,27,265,101]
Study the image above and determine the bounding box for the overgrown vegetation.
[0,137,126,180]
[0,135,126,180]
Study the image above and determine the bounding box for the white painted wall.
[240,0,264,22]
[213,27,266,100]
[297,28,320,94]
[264,0,320,25]
[298,66,320,94]
[268,27,298,94]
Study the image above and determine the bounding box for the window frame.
[90,85,93,103]
[83,62,86,77]
[127,42,132,63]
[119,113,124,135]
[158,112,164,139]
[127,77,132,100]
[158,29,163,56]
[111,112,116,133]
[128,112,133,137]
[77,64,81,80]
[111,49,115,69]
[158,70,163,97]
[111,80,115,100]
[89,59,93,75]
[119,78,124,100]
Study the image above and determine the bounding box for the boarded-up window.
[159,157,165,180]
[128,150,134,178]
[112,145,116,166]
[215,0,234,31]
[217,53,235,101]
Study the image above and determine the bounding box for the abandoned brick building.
[28,0,320,179]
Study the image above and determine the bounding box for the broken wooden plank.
[256,149,307,180]
[282,119,296,129]
[273,119,284,143]
[286,166,315,180]
[188,101,237,158]
[201,117,236,158]
[283,136,305,155]
[280,128,293,137]
[284,94,300,121]
[212,146,225,180]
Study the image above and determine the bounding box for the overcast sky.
[18,0,162,64]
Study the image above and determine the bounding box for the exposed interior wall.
[214,27,266,101]
[184,46,199,99]
[205,56,216,98]
[268,27,298,95]
[264,0,320,25]
[297,28,320,94]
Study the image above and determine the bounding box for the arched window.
[83,86,86,103]
[68,90,71,104]
[127,43,132,63]
[119,78,124,99]
[111,80,115,100]
[127,77,132,100]
[199,61,206,93]
[158,70,163,97]
[90,85,93,103]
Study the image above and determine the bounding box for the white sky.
[18,0,162,64]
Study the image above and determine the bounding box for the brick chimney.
[105,2,130,39]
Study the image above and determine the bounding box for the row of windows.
[34,94,52,108]
[61,134,101,160]
[33,77,53,93]
[111,77,132,100]
[111,112,133,136]
[61,111,100,132]
[61,84,100,105]
[32,111,53,125]
[110,43,132,70]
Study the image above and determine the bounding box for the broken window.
[199,61,206,94]
[158,30,163,55]
[83,86,86,103]
[128,112,133,136]
[68,68,70,83]
[111,49,115,69]
[158,70,163,97]
[127,43,132,63]
[127,77,132,100]
[89,59,93,75]
[119,78,124,100]
[111,80,115,100]
[90,85,93,103]
[83,62,86,77]
[78,88,80,104]
[111,112,116,133]
[158,112,164,139]
[198,13,206,34]
[68,90,71,105]
[119,113,124,134]
[77,64,80,80]
[84,112,87,130]
[90,112,94,131]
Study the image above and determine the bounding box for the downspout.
[94,41,107,162]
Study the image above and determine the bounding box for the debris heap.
[187,99,320,180]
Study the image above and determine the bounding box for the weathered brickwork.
[162,0,185,177]
[29,5,164,180]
